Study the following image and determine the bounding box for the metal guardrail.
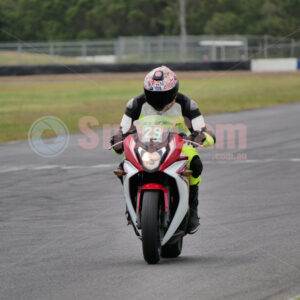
[0,35,299,66]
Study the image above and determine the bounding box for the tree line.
[0,0,299,41]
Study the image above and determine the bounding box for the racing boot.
[187,185,200,234]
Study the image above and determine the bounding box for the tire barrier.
[0,61,250,76]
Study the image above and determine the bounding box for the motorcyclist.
[111,66,215,234]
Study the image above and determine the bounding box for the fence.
[0,35,299,66]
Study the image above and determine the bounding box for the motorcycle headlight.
[138,147,166,170]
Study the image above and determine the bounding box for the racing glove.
[191,131,206,145]
[192,130,216,147]
[110,125,137,154]
[110,129,123,154]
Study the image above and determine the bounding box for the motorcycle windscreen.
[134,115,189,144]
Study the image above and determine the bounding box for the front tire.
[141,191,161,264]
[161,237,183,258]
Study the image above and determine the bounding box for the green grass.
[0,72,300,143]
[0,51,80,65]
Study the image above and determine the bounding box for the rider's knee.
[190,156,203,178]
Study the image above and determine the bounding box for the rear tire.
[141,191,161,264]
[161,237,183,258]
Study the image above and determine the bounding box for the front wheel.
[161,237,183,258]
[141,190,161,264]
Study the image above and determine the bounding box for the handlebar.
[109,134,203,150]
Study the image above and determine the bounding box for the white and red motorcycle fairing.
[118,127,195,264]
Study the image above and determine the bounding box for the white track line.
[0,159,299,174]
[0,164,115,174]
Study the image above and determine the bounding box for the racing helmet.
[143,66,179,111]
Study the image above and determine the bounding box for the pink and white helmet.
[143,66,179,111]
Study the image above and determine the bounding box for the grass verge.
[0,72,300,143]
[0,51,79,65]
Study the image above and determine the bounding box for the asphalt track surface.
[0,103,300,300]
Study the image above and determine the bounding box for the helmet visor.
[144,83,178,111]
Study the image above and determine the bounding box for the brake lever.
[108,140,124,150]
[182,139,204,148]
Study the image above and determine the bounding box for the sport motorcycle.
[112,115,202,264]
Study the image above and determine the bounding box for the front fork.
[136,184,170,230]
